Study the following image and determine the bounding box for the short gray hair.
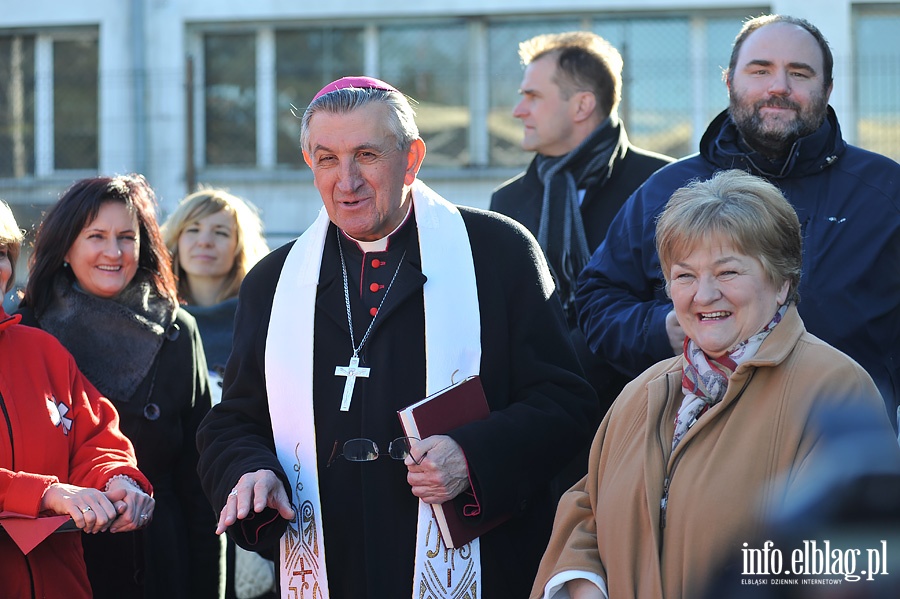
[300,87,420,153]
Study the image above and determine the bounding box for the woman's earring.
[63,261,69,268]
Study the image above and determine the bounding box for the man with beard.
[575,14,900,428]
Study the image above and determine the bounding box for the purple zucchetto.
[312,76,400,102]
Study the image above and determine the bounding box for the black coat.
[197,206,597,598]
[491,124,672,499]
[18,306,220,599]
[490,123,673,262]
[490,123,673,418]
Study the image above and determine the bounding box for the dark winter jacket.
[491,121,672,418]
[575,107,900,422]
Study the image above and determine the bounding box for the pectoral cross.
[335,355,370,411]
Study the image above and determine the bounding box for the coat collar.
[316,218,426,341]
[700,106,846,179]
[644,305,805,464]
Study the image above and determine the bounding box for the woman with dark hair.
[18,175,223,598]
[0,199,154,598]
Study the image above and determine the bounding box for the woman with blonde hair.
[163,188,269,396]
[531,170,900,598]
[163,188,271,599]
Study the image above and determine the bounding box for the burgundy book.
[398,375,508,548]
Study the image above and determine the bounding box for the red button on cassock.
[369,307,378,316]
[371,259,382,268]
[369,283,380,293]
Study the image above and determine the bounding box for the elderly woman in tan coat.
[532,169,900,599]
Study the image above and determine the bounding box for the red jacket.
[0,308,152,599]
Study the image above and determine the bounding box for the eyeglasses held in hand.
[326,437,422,468]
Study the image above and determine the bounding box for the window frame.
[0,26,99,179]
[187,9,766,176]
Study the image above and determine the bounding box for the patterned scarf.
[671,304,788,451]
[534,118,618,317]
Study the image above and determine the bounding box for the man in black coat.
[196,76,597,599]
[491,32,673,491]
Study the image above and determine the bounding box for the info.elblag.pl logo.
[741,540,890,586]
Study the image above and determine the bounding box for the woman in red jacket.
[0,200,154,598]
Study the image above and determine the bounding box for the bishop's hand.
[217,469,295,535]
[405,435,470,504]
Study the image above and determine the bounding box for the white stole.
[266,180,482,598]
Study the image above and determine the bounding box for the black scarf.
[38,271,177,402]
[535,118,618,316]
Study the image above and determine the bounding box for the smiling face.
[64,201,140,299]
[727,22,832,157]
[669,236,789,358]
[302,102,425,242]
[177,209,238,283]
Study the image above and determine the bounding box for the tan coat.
[532,306,898,598]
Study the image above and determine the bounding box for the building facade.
[2,0,899,260]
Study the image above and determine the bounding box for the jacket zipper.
[660,476,670,530]
[657,377,674,543]
[659,454,685,534]
[0,390,14,470]
[0,391,35,599]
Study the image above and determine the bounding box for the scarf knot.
[671,304,787,451]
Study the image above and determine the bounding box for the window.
[609,19,694,158]
[275,28,365,164]
[54,38,98,170]
[379,23,469,167]
[205,33,256,166]
[193,12,756,171]
[855,8,900,162]
[0,34,35,178]
[0,31,98,178]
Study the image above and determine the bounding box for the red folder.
[0,511,77,554]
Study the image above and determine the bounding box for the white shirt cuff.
[543,570,608,599]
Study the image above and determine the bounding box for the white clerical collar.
[342,199,414,253]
